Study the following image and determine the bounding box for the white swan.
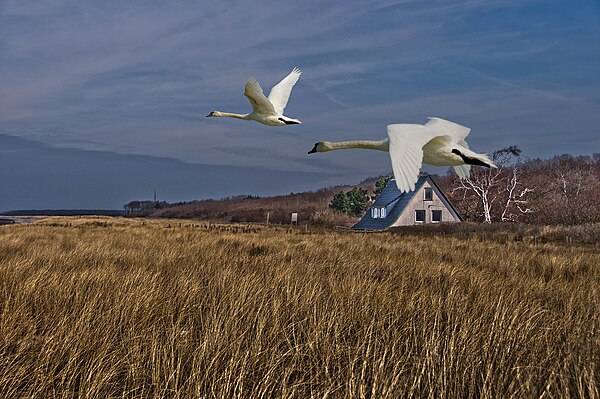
[308,117,496,193]
[207,68,302,126]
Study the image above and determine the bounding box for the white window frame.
[431,209,442,223]
[415,209,425,223]
[371,207,387,219]
[371,207,379,218]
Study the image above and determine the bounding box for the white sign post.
[291,213,298,225]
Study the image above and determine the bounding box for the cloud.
[0,0,599,208]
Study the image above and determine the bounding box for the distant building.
[352,175,461,231]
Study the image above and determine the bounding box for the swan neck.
[218,112,248,119]
[324,140,389,152]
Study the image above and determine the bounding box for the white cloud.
[0,0,598,179]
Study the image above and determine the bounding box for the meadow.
[0,217,598,398]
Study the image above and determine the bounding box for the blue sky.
[1,0,599,209]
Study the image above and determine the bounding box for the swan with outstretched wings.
[207,68,302,126]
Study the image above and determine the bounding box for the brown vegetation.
[141,180,377,226]
[438,153,600,225]
[391,222,600,245]
[1,217,598,397]
[132,154,600,229]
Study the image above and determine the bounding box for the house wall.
[390,181,460,226]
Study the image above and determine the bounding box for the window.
[432,210,442,223]
[415,209,425,223]
[424,187,433,201]
[371,207,386,218]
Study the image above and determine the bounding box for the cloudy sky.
[1,0,599,210]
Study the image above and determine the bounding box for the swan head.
[206,111,220,117]
[308,142,329,154]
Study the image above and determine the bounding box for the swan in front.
[308,117,496,193]
[207,68,302,126]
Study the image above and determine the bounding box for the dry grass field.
[0,217,598,398]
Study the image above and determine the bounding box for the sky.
[1,0,599,210]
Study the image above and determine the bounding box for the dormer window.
[424,187,433,201]
[371,207,387,218]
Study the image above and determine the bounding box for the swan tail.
[453,164,471,180]
[452,148,497,169]
[472,152,497,168]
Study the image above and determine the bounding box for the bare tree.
[546,155,600,224]
[501,164,534,222]
[452,146,524,223]
[436,153,600,225]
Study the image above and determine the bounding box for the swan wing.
[386,124,437,193]
[244,77,277,116]
[267,68,301,115]
[425,117,471,144]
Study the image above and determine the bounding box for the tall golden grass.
[0,217,598,398]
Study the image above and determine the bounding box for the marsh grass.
[0,217,598,398]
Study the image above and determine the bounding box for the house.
[352,175,461,231]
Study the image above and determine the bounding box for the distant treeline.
[126,181,379,226]
[125,152,600,227]
[0,210,126,217]
[436,152,600,225]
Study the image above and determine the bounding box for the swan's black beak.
[206,112,214,117]
[308,143,318,154]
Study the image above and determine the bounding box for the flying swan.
[308,117,496,193]
[207,68,302,126]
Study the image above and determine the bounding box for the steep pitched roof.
[427,176,463,222]
[352,175,461,231]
